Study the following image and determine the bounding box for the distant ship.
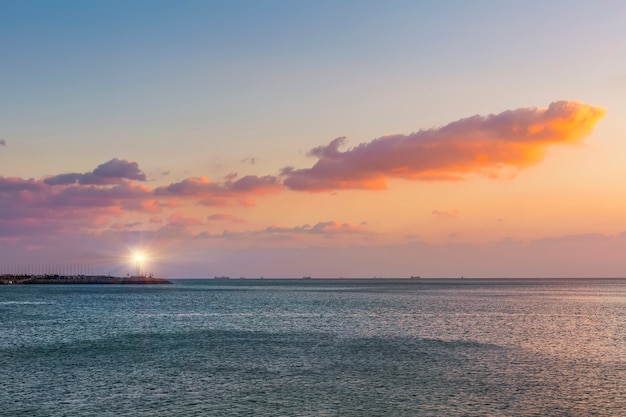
[410,276,421,279]
[214,276,230,280]
[302,276,312,280]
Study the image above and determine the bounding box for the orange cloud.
[282,101,606,191]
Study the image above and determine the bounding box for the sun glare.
[132,252,146,264]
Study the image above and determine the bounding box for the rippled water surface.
[1,279,625,416]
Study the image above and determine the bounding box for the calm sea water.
[1,279,625,416]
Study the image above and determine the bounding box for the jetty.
[0,274,171,285]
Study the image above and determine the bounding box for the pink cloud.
[432,209,459,219]
[0,174,153,238]
[155,175,281,196]
[110,222,143,230]
[50,182,153,208]
[282,101,606,191]
[167,212,203,228]
[0,177,46,193]
[154,174,281,206]
[0,159,284,238]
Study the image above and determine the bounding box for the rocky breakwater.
[1,274,171,285]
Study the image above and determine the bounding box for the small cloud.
[432,209,459,219]
[266,220,367,237]
[167,212,202,228]
[110,221,143,230]
[44,158,147,185]
[92,158,146,181]
[207,213,247,224]
[531,232,608,246]
[496,236,522,245]
[0,139,6,146]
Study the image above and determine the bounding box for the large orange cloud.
[281,101,606,191]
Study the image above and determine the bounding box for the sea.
[1,278,624,416]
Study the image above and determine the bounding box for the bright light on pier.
[131,251,148,277]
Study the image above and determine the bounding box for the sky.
[1,0,626,278]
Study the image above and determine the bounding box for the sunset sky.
[2,1,626,278]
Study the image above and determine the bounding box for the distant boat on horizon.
[214,276,230,280]
[302,276,312,280]
[410,276,421,279]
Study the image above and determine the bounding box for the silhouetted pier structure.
[0,274,170,285]
[0,264,170,285]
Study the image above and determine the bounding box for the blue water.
[1,279,625,416]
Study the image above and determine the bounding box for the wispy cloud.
[265,220,367,236]
[432,209,459,219]
[281,101,606,191]
[194,220,370,241]
[207,213,247,223]
[110,222,143,230]
[154,174,281,206]
[167,212,203,228]
[0,139,6,146]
